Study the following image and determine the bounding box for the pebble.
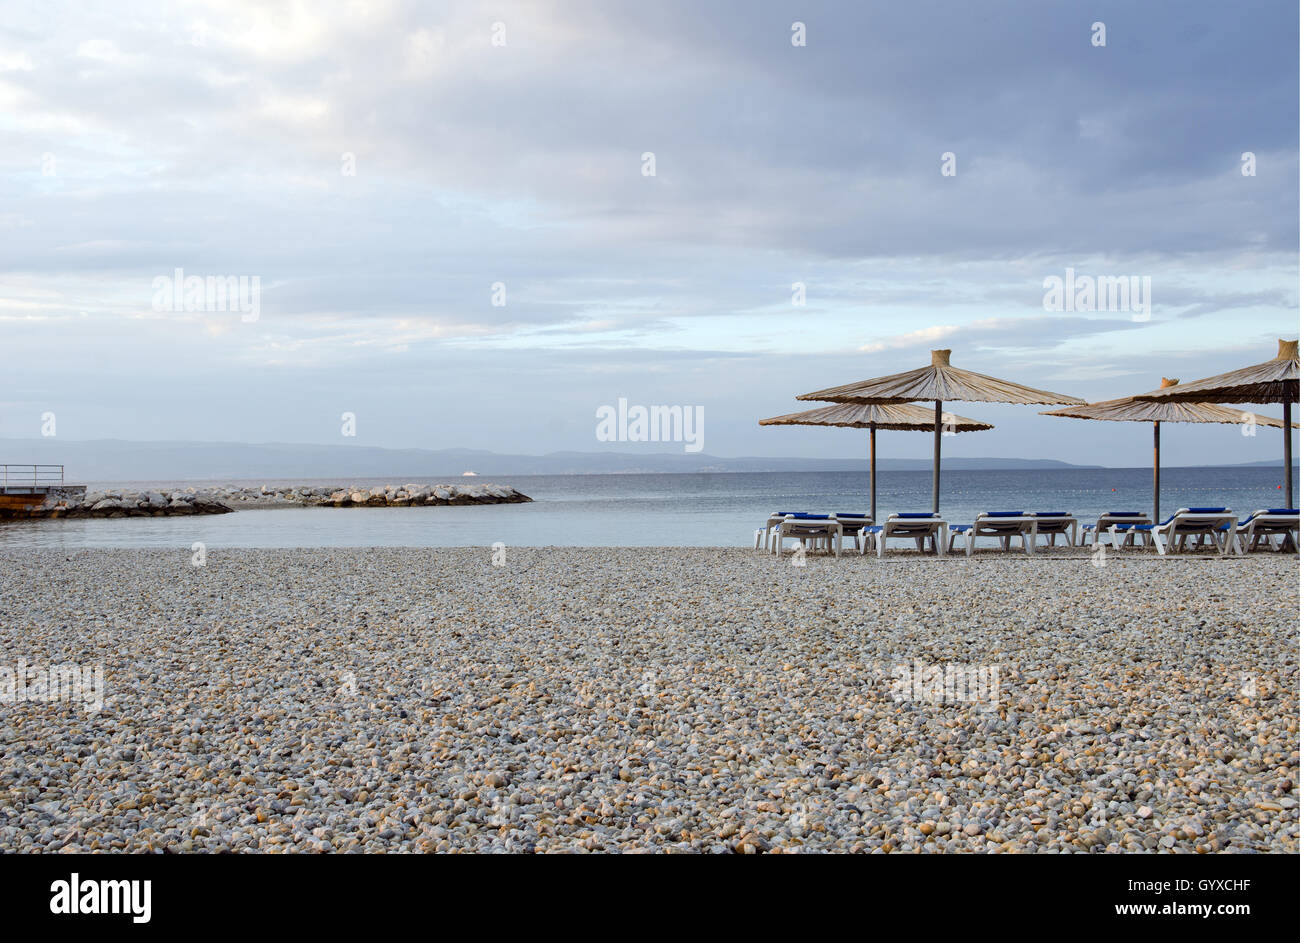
[0,547,1294,853]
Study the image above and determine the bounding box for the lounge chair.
[860,513,947,558]
[1081,512,1152,549]
[1134,507,1239,556]
[1231,509,1299,553]
[773,514,843,558]
[947,511,1037,556]
[831,512,872,552]
[1027,511,1078,549]
[756,511,871,552]
[755,511,808,551]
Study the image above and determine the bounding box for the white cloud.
[258,94,329,123]
[861,325,960,352]
[75,39,126,63]
[0,50,34,71]
[0,0,1293,459]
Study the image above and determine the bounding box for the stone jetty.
[1,483,531,519]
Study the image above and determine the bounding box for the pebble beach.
[0,546,1296,853]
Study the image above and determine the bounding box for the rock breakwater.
[1,483,531,519]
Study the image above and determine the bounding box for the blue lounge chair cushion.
[986,511,1025,517]
[895,512,936,518]
[1186,507,1228,513]
[1141,512,1222,531]
[1266,508,1299,515]
[1233,515,1293,527]
[835,512,869,518]
[1107,512,1143,516]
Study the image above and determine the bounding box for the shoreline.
[2,547,1294,853]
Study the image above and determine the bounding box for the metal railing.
[0,464,64,491]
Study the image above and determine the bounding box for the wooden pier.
[0,465,69,513]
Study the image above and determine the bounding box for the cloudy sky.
[1,0,1297,465]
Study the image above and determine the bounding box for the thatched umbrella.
[1133,339,1299,508]
[759,402,993,521]
[1041,378,1297,522]
[797,349,1084,512]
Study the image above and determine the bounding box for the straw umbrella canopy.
[759,402,993,521]
[797,349,1085,512]
[1041,378,1297,522]
[1133,339,1299,507]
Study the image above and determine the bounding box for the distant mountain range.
[0,438,1289,481]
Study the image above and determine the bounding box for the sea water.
[0,467,1292,549]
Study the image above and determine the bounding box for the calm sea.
[0,467,1294,549]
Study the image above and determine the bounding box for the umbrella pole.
[1286,400,1294,509]
[1152,421,1160,524]
[932,401,942,514]
[869,422,877,522]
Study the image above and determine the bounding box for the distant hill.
[0,438,1106,481]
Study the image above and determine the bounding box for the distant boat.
[461,470,478,477]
